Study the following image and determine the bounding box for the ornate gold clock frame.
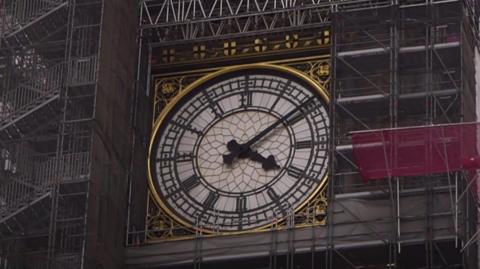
[146,29,331,242]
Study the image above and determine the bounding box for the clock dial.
[148,65,329,232]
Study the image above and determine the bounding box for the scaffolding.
[331,0,478,268]
[127,0,480,268]
[0,0,102,268]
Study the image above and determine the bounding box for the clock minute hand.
[243,97,313,148]
[222,97,313,166]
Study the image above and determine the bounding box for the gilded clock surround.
[152,57,331,122]
[146,30,331,242]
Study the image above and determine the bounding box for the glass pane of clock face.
[149,66,329,232]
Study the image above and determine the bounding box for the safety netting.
[351,122,480,182]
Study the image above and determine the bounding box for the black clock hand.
[248,150,280,170]
[223,140,242,165]
[223,141,279,170]
[243,96,314,149]
[223,97,313,165]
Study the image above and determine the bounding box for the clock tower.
[127,1,480,269]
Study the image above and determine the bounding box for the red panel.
[351,123,480,181]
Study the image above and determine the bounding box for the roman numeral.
[240,76,253,109]
[287,112,305,125]
[287,166,304,179]
[270,81,291,111]
[295,140,312,150]
[286,98,316,126]
[267,187,279,201]
[236,196,247,213]
[175,152,193,162]
[171,121,202,135]
[240,92,253,108]
[203,192,219,209]
[180,175,200,192]
[203,91,224,118]
[158,152,194,163]
[267,188,287,216]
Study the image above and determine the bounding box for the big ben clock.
[148,64,329,233]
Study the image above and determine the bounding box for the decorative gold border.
[147,63,330,235]
[151,56,330,121]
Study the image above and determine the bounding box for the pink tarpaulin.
[351,122,480,181]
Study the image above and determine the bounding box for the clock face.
[148,65,329,232]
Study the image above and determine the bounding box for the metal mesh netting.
[351,122,480,181]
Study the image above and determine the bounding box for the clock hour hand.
[223,139,245,165]
[222,140,279,170]
[247,150,280,171]
[223,97,313,166]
